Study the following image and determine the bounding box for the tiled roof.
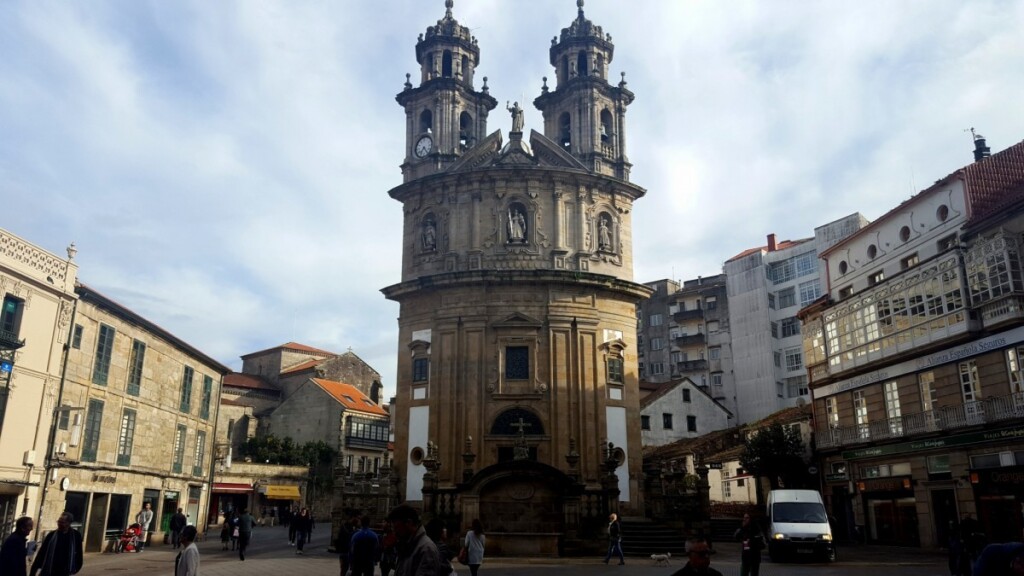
[639,378,732,417]
[726,239,811,263]
[746,403,812,429]
[281,358,321,375]
[241,341,337,360]
[223,372,279,392]
[311,378,388,416]
[964,139,1024,225]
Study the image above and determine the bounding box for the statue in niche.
[423,219,437,251]
[507,208,526,243]
[599,216,612,251]
[506,101,524,133]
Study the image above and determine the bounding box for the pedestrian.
[388,505,443,576]
[949,520,964,576]
[1,516,34,576]
[602,512,625,565]
[336,517,355,576]
[294,508,313,555]
[668,537,723,576]
[174,526,200,576]
[134,502,153,552]
[29,512,83,576]
[380,524,399,576]
[424,518,454,576]
[170,508,187,550]
[961,513,986,576]
[236,508,254,561]
[733,513,764,576]
[287,507,297,545]
[350,515,381,576]
[219,517,231,551]
[463,519,485,576]
[229,511,239,550]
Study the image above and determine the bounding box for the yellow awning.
[264,485,301,499]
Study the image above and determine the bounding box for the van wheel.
[824,547,837,563]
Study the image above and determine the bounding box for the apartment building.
[0,228,77,536]
[801,137,1024,548]
[725,214,867,424]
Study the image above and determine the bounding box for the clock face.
[415,135,432,158]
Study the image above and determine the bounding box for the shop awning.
[212,482,253,493]
[263,485,301,499]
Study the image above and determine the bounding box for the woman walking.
[464,519,486,576]
[294,508,314,555]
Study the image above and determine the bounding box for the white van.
[766,489,836,562]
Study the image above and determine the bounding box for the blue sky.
[2,0,1023,397]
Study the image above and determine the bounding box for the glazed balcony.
[675,359,708,372]
[816,391,1024,449]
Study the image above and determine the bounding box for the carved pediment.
[492,312,544,329]
[447,130,503,173]
[529,130,589,170]
[600,338,628,355]
[407,339,431,354]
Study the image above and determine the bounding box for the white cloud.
[2,0,1024,398]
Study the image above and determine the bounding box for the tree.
[740,422,809,499]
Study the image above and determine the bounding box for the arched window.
[426,53,435,79]
[596,53,605,78]
[561,56,569,83]
[490,407,544,435]
[600,109,613,144]
[442,50,453,77]
[559,112,571,149]
[577,51,589,76]
[461,55,470,81]
[459,112,473,149]
[420,109,433,134]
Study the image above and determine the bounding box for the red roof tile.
[240,341,336,359]
[223,372,278,391]
[726,239,811,263]
[281,358,322,375]
[311,378,388,416]
[964,139,1024,225]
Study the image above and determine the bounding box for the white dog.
[650,553,672,566]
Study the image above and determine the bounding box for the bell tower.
[533,0,633,181]
[397,0,498,183]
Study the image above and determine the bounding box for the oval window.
[899,226,911,242]
[838,261,848,274]
[937,204,949,222]
[410,447,425,466]
[867,245,877,259]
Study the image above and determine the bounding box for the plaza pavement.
[72,524,949,576]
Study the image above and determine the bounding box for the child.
[220,518,231,550]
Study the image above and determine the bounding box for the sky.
[2,0,1024,398]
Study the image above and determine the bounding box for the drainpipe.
[205,373,226,537]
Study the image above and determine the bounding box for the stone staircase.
[619,518,687,556]
[710,517,742,544]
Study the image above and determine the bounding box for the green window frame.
[200,375,213,420]
[92,324,115,385]
[192,430,206,476]
[172,425,187,474]
[81,399,104,462]
[179,366,194,413]
[126,339,145,396]
[116,408,136,466]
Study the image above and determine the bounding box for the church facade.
[383,1,650,551]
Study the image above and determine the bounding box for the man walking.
[350,515,380,576]
[388,505,442,576]
[134,502,154,552]
[1,516,34,576]
[174,526,200,576]
[237,508,254,561]
[170,508,187,550]
[602,513,625,565]
[29,512,83,576]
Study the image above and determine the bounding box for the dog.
[650,552,672,566]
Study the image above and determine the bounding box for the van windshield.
[772,502,827,523]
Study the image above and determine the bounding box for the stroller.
[114,523,142,553]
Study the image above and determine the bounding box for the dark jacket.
[1,531,29,576]
[350,527,381,567]
[170,513,187,532]
[734,523,765,558]
[29,529,83,576]
[293,515,314,535]
[608,520,621,541]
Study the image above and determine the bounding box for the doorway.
[931,489,958,548]
[85,493,109,552]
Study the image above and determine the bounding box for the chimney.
[972,129,991,162]
[767,233,777,252]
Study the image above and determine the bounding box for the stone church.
[383,1,650,553]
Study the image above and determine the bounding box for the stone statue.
[599,217,612,250]
[508,208,526,242]
[423,219,437,251]
[507,101,524,133]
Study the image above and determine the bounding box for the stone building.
[43,283,229,550]
[640,378,732,447]
[0,228,77,536]
[383,2,650,554]
[801,136,1024,548]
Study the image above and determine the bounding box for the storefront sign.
[92,474,116,484]
[842,424,1024,460]
[818,324,1024,397]
[980,468,1024,486]
[857,477,912,493]
[825,472,848,483]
